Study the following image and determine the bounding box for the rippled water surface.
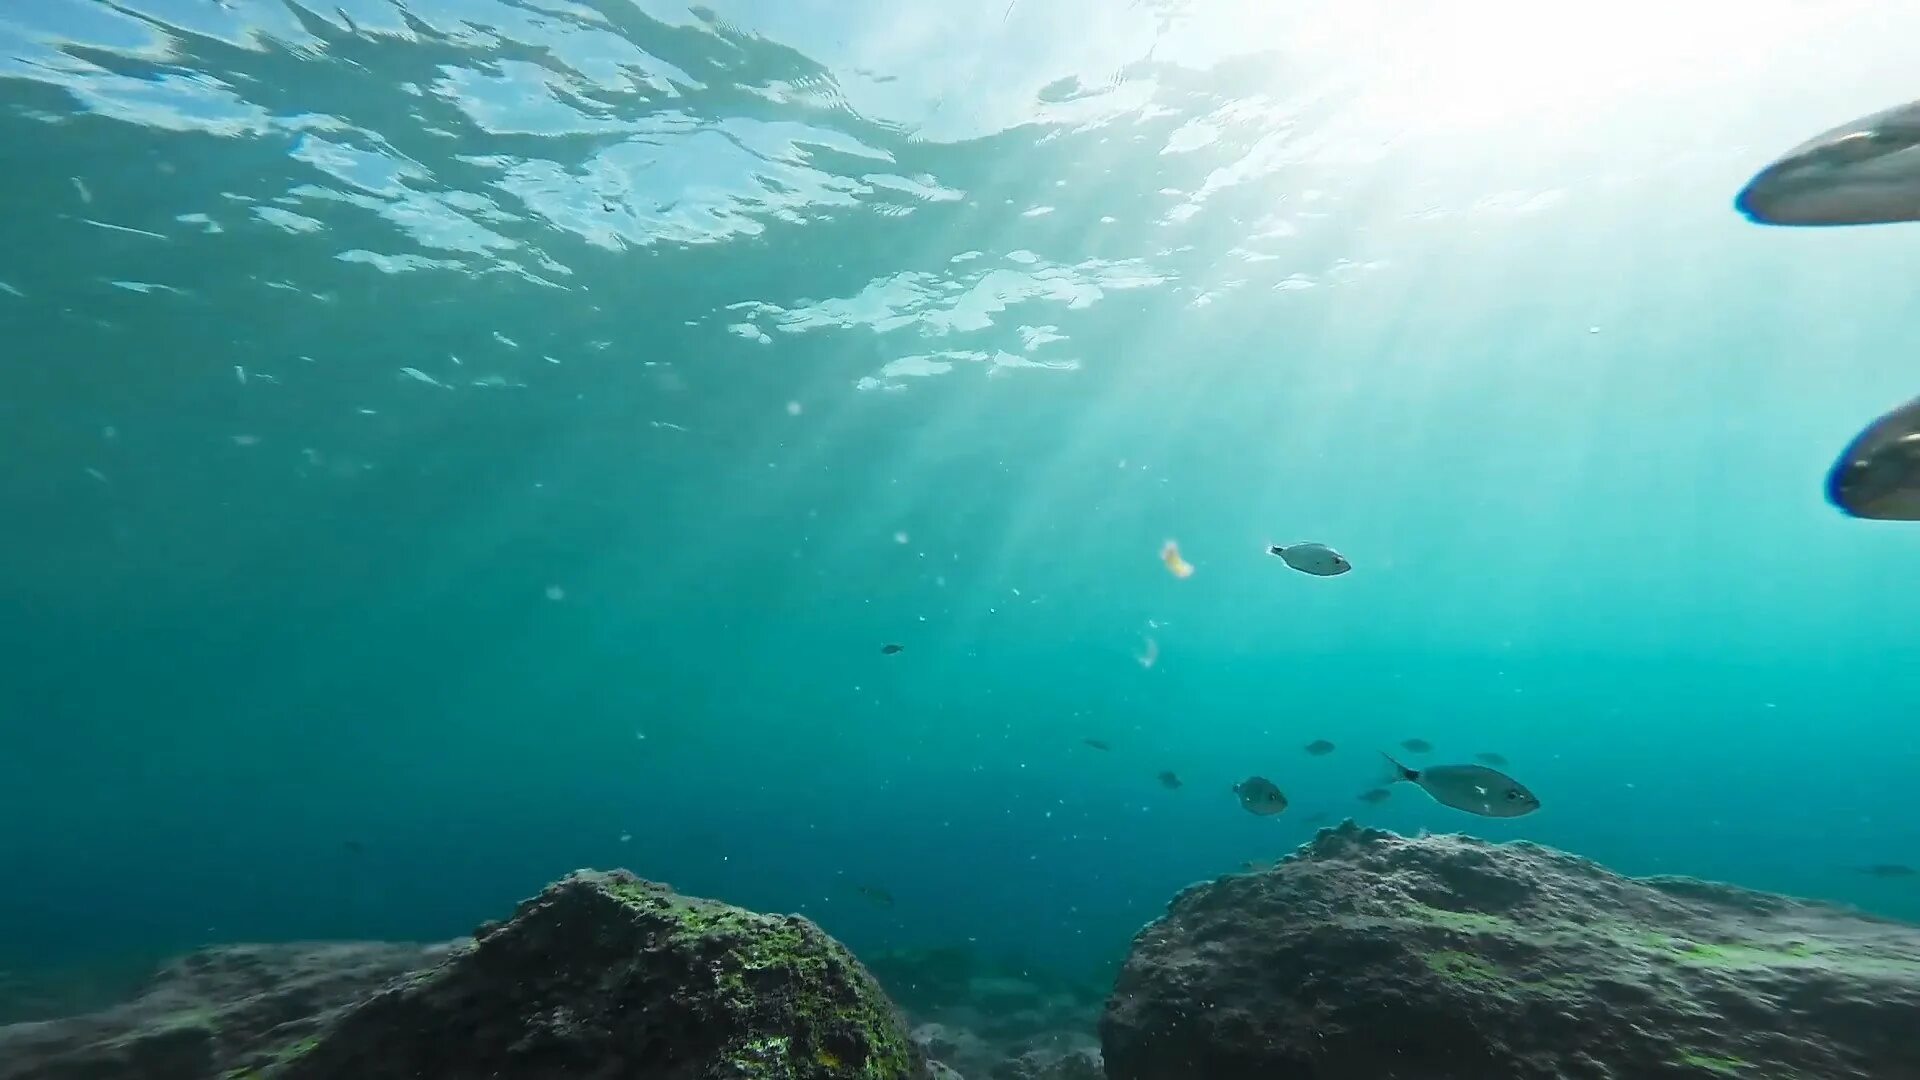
[4,0,1920,979]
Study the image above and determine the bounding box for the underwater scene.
[5,0,1920,1076]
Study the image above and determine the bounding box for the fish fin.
[1380,752,1418,784]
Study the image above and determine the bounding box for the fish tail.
[1380,752,1418,784]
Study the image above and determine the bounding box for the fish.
[1474,752,1509,767]
[1303,739,1336,756]
[1357,788,1392,805]
[1233,776,1289,816]
[1400,738,1433,754]
[1825,394,1920,520]
[1859,864,1917,878]
[880,643,904,654]
[1736,101,1920,226]
[1241,858,1278,872]
[1160,540,1194,579]
[1380,753,1540,818]
[1268,541,1350,576]
[857,885,896,908]
[1157,770,1183,790]
[1082,738,1112,751]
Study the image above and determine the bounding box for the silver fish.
[1827,394,1920,520]
[1737,101,1920,226]
[1233,776,1289,816]
[1268,542,1350,576]
[1381,753,1539,818]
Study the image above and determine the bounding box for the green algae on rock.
[1103,821,1920,1078]
[281,869,927,1080]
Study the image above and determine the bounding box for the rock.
[284,869,928,1080]
[0,941,449,1080]
[911,1021,1104,1080]
[987,1045,1103,1080]
[876,945,1104,1078]
[911,1021,997,1076]
[1102,821,1920,1079]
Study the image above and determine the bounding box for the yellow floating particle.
[1160,540,1193,579]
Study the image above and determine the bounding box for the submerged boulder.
[0,870,926,1080]
[1102,822,1920,1079]
[0,941,450,1080]
[283,869,927,1080]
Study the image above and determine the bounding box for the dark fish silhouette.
[1737,100,1920,227]
[1157,770,1183,790]
[1380,753,1540,818]
[1826,394,1920,520]
[1357,788,1392,805]
[1083,738,1111,751]
[1304,739,1336,756]
[857,885,896,908]
[1860,864,1916,879]
[880,643,904,655]
[1400,738,1433,754]
[1233,776,1289,816]
[1474,752,1509,767]
[1268,542,1350,576]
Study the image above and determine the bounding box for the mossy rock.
[281,870,926,1080]
[1104,821,1920,1079]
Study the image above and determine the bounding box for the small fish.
[1083,738,1111,751]
[1474,752,1509,767]
[1304,739,1336,756]
[1160,540,1194,579]
[1233,776,1289,816]
[1157,770,1183,790]
[1859,864,1917,879]
[343,840,365,855]
[1380,753,1539,818]
[857,885,896,908]
[1400,739,1433,754]
[1357,788,1392,805]
[1825,394,1920,520]
[1736,101,1920,226]
[880,643,904,655]
[1241,858,1279,872]
[1268,542,1350,576]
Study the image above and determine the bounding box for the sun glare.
[1200,0,1873,133]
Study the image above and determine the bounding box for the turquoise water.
[3,0,1919,993]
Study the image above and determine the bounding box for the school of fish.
[863,103,1920,889]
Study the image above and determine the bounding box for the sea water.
[1,0,1917,1021]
